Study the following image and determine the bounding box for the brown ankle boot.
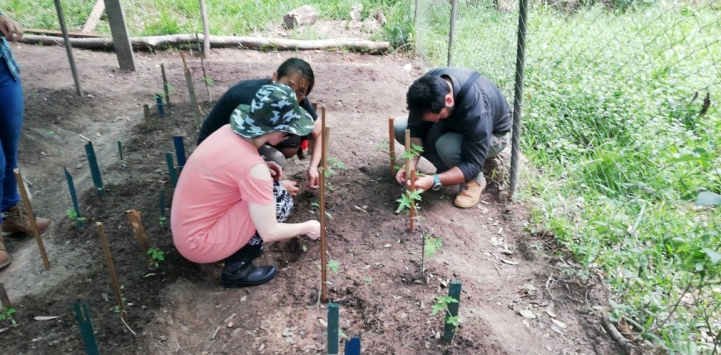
[1,204,53,237]
[0,233,11,269]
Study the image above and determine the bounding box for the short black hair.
[277,58,315,96]
[406,75,450,116]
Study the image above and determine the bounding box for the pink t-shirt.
[171,125,274,263]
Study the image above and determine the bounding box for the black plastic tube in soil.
[443,281,463,341]
[327,303,339,354]
[173,136,187,173]
[155,94,165,115]
[165,152,178,189]
[73,301,99,355]
[117,141,124,163]
[64,167,82,228]
[84,141,104,196]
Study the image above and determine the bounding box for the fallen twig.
[601,315,642,355]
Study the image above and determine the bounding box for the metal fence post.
[509,0,529,197]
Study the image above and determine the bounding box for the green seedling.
[424,236,443,258]
[302,245,308,252]
[374,138,390,152]
[112,297,127,313]
[66,209,86,222]
[202,75,214,86]
[164,83,176,95]
[310,201,333,220]
[363,277,372,283]
[401,143,423,160]
[0,306,16,325]
[159,216,167,226]
[432,296,462,326]
[328,260,340,273]
[147,248,166,269]
[397,189,422,214]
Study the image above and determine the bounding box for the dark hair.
[276,58,315,96]
[406,75,450,115]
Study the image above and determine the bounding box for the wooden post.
[410,170,416,232]
[96,222,127,321]
[161,63,170,105]
[319,125,331,304]
[180,52,202,123]
[125,210,153,270]
[443,280,462,341]
[404,129,411,188]
[73,302,100,355]
[13,169,50,270]
[321,105,327,170]
[143,104,151,128]
[54,0,83,96]
[319,166,328,304]
[0,283,12,309]
[198,0,211,58]
[327,303,340,354]
[103,0,135,71]
[388,117,396,174]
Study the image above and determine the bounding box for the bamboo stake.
[161,63,170,105]
[125,210,153,270]
[410,170,416,233]
[404,129,411,188]
[319,125,331,304]
[198,0,210,58]
[196,33,213,104]
[179,51,202,123]
[319,166,328,304]
[143,104,151,128]
[388,117,396,175]
[96,222,126,322]
[321,105,327,171]
[13,169,50,270]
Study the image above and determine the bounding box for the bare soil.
[0,44,621,354]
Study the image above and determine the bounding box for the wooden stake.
[125,210,153,270]
[143,104,151,128]
[13,169,50,270]
[319,166,328,304]
[161,63,170,105]
[321,105,327,171]
[410,170,416,233]
[198,0,211,58]
[0,282,12,308]
[196,33,213,104]
[319,124,332,304]
[179,52,202,123]
[388,117,396,175]
[96,222,126,322]
[404,129,412,188]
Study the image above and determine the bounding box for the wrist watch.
[432,174,442,191]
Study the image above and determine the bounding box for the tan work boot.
[453,178,487,209]
[0,233,11,270]
[1,204,53,237]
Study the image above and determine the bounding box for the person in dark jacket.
[394,67,512,208]
[197,58,322,195]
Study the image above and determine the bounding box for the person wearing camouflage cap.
[171,83,320,288]
[197,58,322,196]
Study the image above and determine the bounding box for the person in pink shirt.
[171,83,321,287]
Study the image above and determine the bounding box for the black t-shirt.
[197,78,318,145]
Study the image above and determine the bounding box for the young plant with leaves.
[432,296,462,328]
[0,306,16,325]
[147,248,166,269]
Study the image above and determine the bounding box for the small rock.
[158,335,166,342]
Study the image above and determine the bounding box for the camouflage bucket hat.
[230,83,315,139]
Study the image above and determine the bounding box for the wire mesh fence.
[413,0,721,350]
